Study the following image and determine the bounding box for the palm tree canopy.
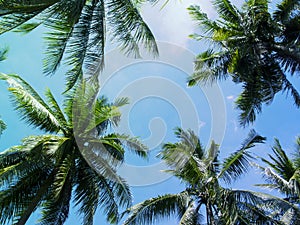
[122,128,300,225]
[0,0,158,90]
[257,137,300,203]
[188,0,300,126]
[0,73,148,225]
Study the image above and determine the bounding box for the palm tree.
[122,128,299,225]
[0,0,158,90]
[0,73,147,225]
[188,0,300,126]
[257,137,300,205]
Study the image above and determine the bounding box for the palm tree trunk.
[15,172,55,225]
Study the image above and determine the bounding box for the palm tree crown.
[0,0,158,90]
[0,73,147,225]
[257,137,300,204]
[122,128,299,225]
[188,0,300,126]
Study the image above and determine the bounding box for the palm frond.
[40,172,72,225]
[13,172,55,225]
[0,118,6,135]
[0,73,62,132]
[274,0,300,22]
[123,192,190,225]
[188,50,230,86]
[235,83,263,127]
[160,141,204,184]
[258,138,300,199]
[63,3,93,91]
[42,0,85,80]
[213,0,240,22]
[188,5,221,36]
[189,0,299,126]
[0,171,50,225]
[100,133,148,159]
[44,88,68,129]
[0,46,8,61]
[221,189,299,224]
[113,97,130,108]
[0,147,54,225]
[81,1,105,78]
[79,146,131,207]
[219,130,265,183]
[178,201,200,225]
[107,0,158,57]
[0,0,157,91]
[263,139,296,180]
[74,159,100,225]
[281,75,300,107]
[0,13,40,34]
[259,167,294,195]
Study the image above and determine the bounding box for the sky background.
[0,0,299,224]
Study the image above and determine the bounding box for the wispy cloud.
[141,1,217,47]
[226,95,235,100]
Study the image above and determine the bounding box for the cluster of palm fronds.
[0,0,299,225]
[123,128,300,225]
[0,74,148,225]
[188,0,300,126]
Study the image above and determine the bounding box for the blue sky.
[0,0,299,224]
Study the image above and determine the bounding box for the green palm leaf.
[123,192,190,225]
[0,0,158,90]
[258,137,300,201]
[0,73,62,132]
[219,129,266,183]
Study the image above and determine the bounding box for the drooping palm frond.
[100,133,148,158]
[258,137,300,201]
[106,0,158,57]
[0,46,8,61]
[221,189,300,224]
[273,0,300,22]
[74,156,125,224]
[188,5,222,37]
[0,118,6,135]
[213,0,241,23]
[0,73,62,133]
[219,130,266,184]
[40,164,73,225]
[123,192,190,225]
[0,0,158,90]
[263,139,295,180]
[188,50,231,86]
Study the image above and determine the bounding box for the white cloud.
[199,120,206,128]
[141,1,217,47]
[226,95,235,100]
